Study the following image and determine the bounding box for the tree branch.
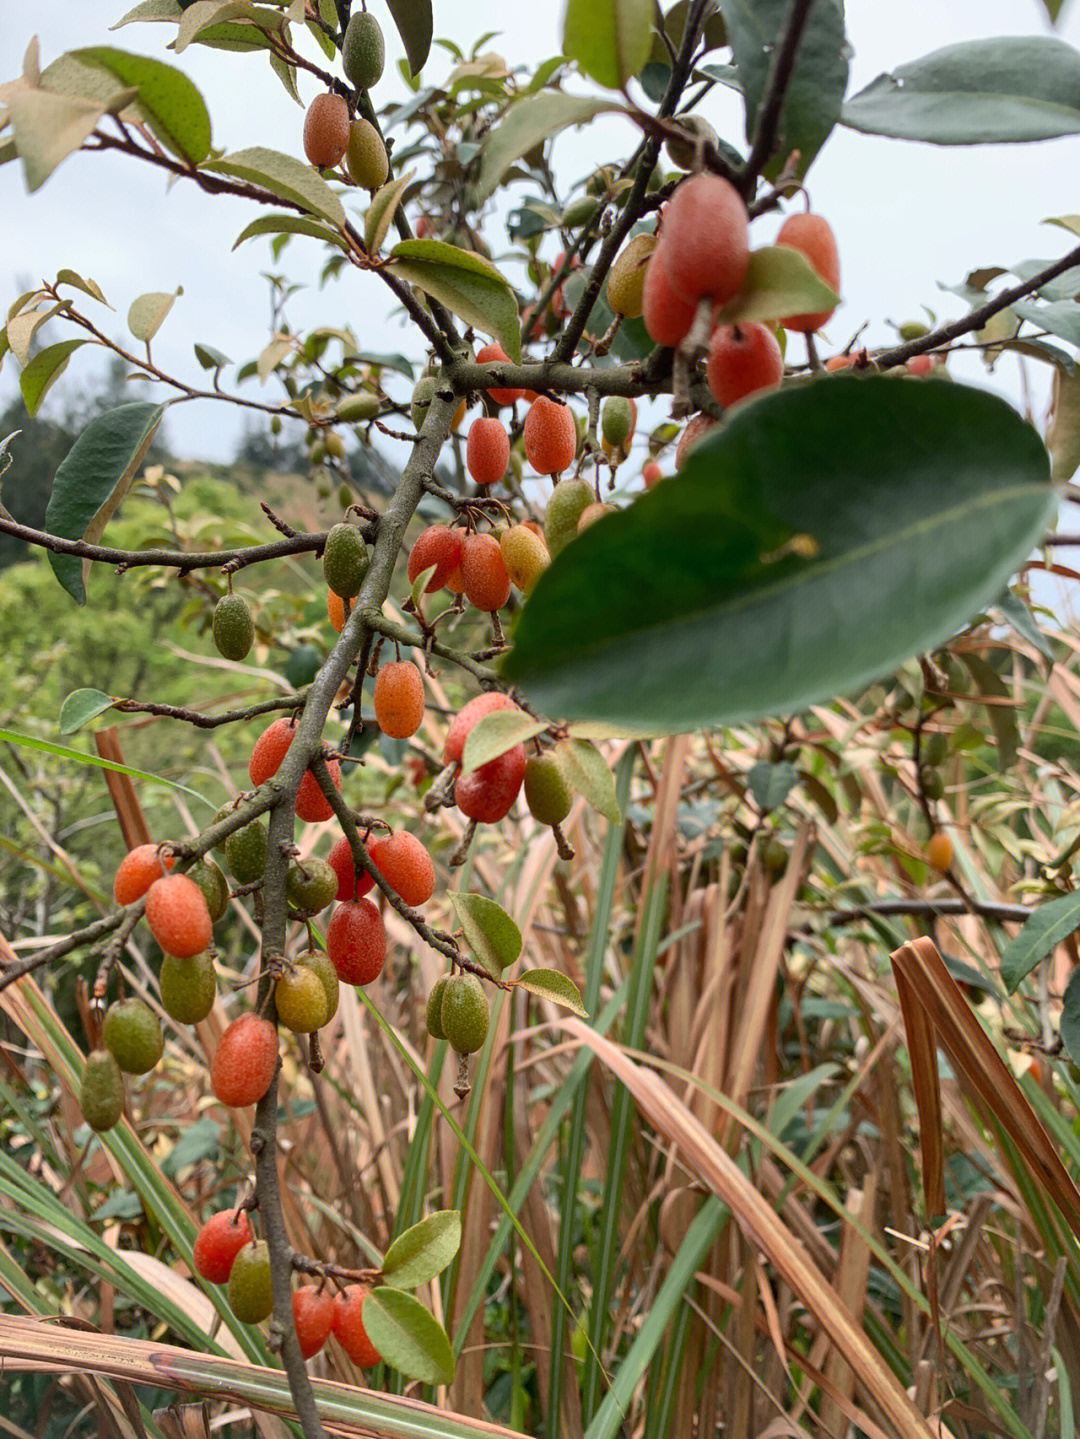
[0,517,327,574]
[739,0,819,194]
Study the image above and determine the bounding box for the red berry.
[906,354,935,376]
[466,417,510,486]
[326,898,386,985]
[443,692,519,766]
[407,525,464,593]
[369,831,436,906]
[373,660,425,739]
[211,1013,278,1108]
[295,759,341,824]
[461,532,512,613]
[523,397,577,476]
[145,874,213,958]
[642,461,663,489]
[642,244,698,347]
[332,1285,382,1367]
[775,212,839,332]
[705,323,784,408]
[303,93,350,169]
[675,413,717,471]
[248,717,340,822]
[475,342,524,405]
[455,744,527,823]
[660,173,750,307]
[114,844,174,906]
[327,833,375,902]
[193,1209,253,1285]
[293,1286,335,1359]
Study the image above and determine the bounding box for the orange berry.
[369,831,436,906]
[145,873,213,958]
[328,589,350,632]
[475,342,524,405]
[706,322,784,408]
[461,532,511,613]
[906,354,934,376]
[114,844,174,906]
[444,691,519,765]
[642,461,663,489]
[326,897,386,985]
[455,745,527,823]
[407,525,465,593]
[303,93,350,169]
[332,1285,382,1367]
[642,243,698,347]
[296,759,341,824]
[211,1013,278,1108]
[660,173,750,307]
[373,660,425,738]
[248,717,340,822]
[451,397,468,432]
[775,212,839,332]
[675,413,717,471]
[293,1286,335,1359]
[466,417,510,486]
[826,352,859,372]
[927,832,954,873]
[193,1209,253,1285]
[327,833,375,902]
[500,524,550,592]
[523,397,577,476]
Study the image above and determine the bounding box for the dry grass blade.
[563,1020,937,1439]
[94,727,152,849]
[891,937,1080,1238]
[892,948,946,1219]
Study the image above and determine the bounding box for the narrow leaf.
[112,0,184,24]
[59,689,115,735]
[461,710,547,774]
[203,146,345,227]
[556,738,621,823]
[447,892,522,973]
[477,93,621,203]
[957,651,1019,770]
[233,213,348,251]
[19,340,87,418]
[56,269,109,306]
[388,240,521,360]
[73,47,212,163]
[386,0,433,77]
[382,1211,461,1289]
[1061,967,1080,1064]
[1000,890,1080,993]
[362,1288,455,1385]
[563,0,653,91]
[716,245,839,327]
[515,968,588,1017]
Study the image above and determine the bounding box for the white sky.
[2,0,1080,462]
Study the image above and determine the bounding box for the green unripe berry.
[325,431,346,460]
[275,964,330,1033]
[898,321,930,341]
[665,114,718,170]
[212,593,255,662]
[524,752,573,827]
[922,732,948,766]
[103,998,164,1075]
[81,1050,124,1132]
[228,1241,273,1324]
[323,522,369,600]
[286,857,339,914]
[337,482,353,508]
[188,857,229,923]
[160,951,217,1025]
[440,974,489,1055]
[762,838,788,876]
[561,195,596,229]
[346,118,389,190]
[297,950,338,1022]
[225,821,268,884]
[426,975,449,1040]
[544,477,593,559]
[920,765,945,801]
[285,643,322,689]
[270,415,283,436]
[342,11,385,90]
[336,392,381,423]
[411,376,437,431]
[310,440,327,465]
[601,396,634,450]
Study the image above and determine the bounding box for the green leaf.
[563,0,652,91]
[515,968,588,1017]
[233,213,348,251]
[19,340,87,418]
[203,146,345,227]
[386,0,433,77]
[461,710,547,774]
[477,92,621,203]
[381,1210,461,1289]
[1048,363,1080,481]
[746,760,798,812]
[388,239,521,360]
[1061,968,1080,1063]
[447,892,522,974]
[112,0,184,24]
[1040,0,1070,22]
[995,589,1054,661]
[716,245,839,327]
[8,89,106,192]
[365,171,414,254]
[73,47,212,163]
[56,269,109,306]
[128,289,181,344]
[957,652,1019,771]
[58,688,115,735]
[721,0,849,178]
[175,0,285,52]
[409,563,437,607]
[1013,299,1080,348]
[193,342,230,369]
[842,37,1080,144]
[555,738,621,823]
[362,1288,455,1385]
[44,402,167,604]
[503,377,1056,730]
[1002,891,1080,993]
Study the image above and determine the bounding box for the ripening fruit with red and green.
[455,744,527,823]
[327,833,375,902]
[501,524,550,593]
[374,660,425,738]
[275,963,330,1033]
[607,233,657,319]
[660,173,750,307]
[523,397,577,476]
[408,524,464,593]
[293,1286,335,1359]
[297,949,339,1023]
[544,477,593,558]
[323,522,369,600]
[775,211,840,332]
[706,323,784,408]
[193,1208,253,1285]
[80,1050,124,1133]
[332,1285,382,1367]
[461,532,511,613]
[475,342,524,405]
[103,998,164,1075]
[326,897,386,986]
[212,592,255,661]
[444,691,519,765]
[369,831,436,906]
[160,951,217,1025]
[146,873,214,958]
[228,1240,274,1324]
[342,10,385,89]
[303,93,350,169]
[524,752,573,827]
[114,844,173,906]
[211,1013,278,1108]
[440,974,489,1054]
[466,417,510,486]
[286,857,339,913]
[642,242,698,347]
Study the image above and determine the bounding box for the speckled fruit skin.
[475,342,524,405]
[775,212,839,332]
[80,1050,124,1132]
[607,233,657,319]
[228,1240,273,1324]
[326,898,386,986]
[544,477,594,558]
[103,998,164,1075]
[327,834,375,902]
[426,975,449,1039]
[345,117,388,189]
[274,964,329,1033]
[188,857,229,923]
[440,973,489,1054]
[706,323,784,408]
[523,397,577,476]
[332,1285,382,1367]
[374,660,425,738]
[407,525,465,593]
[323,522,369,599]
[524,752,573,826]
[466,417,510,486]
[601,396,636,449]
[297,950,339,1022]
[212,592,255,661]
[455,744,527,823]
[461,532,511,613]
[443,692,519,765]
[578,502,615,532]
[369,831,436,906]
[295,755,339,821]
[500,525,550,593]
[160,951,217,1025]
[675,413,717,471]
[342,10,385,89]
[114,844,173,906]
[248,718,341,822]
[660,173,750,306]
[328,589,349,633]
[927,831,954,872]
[642,241,698,347]
[225,821,268,884]
[293,1286,335,1358]
[211,1013,278,1108]
[146,873,214,958]
[193,1208,253,1284]
[303,93,350,169]
[286,857,339,913]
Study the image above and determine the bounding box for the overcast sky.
[2,0,1079,463]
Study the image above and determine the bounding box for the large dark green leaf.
[386,0,433,77]
[45,402,167,604]
[1001,891,1080,993]
[842,37,1080,144]
[503,377,1055,730]
[73,47,212,163]
[363,1288,455,1385]
[721,0,849,178]
[387,240,521,360]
